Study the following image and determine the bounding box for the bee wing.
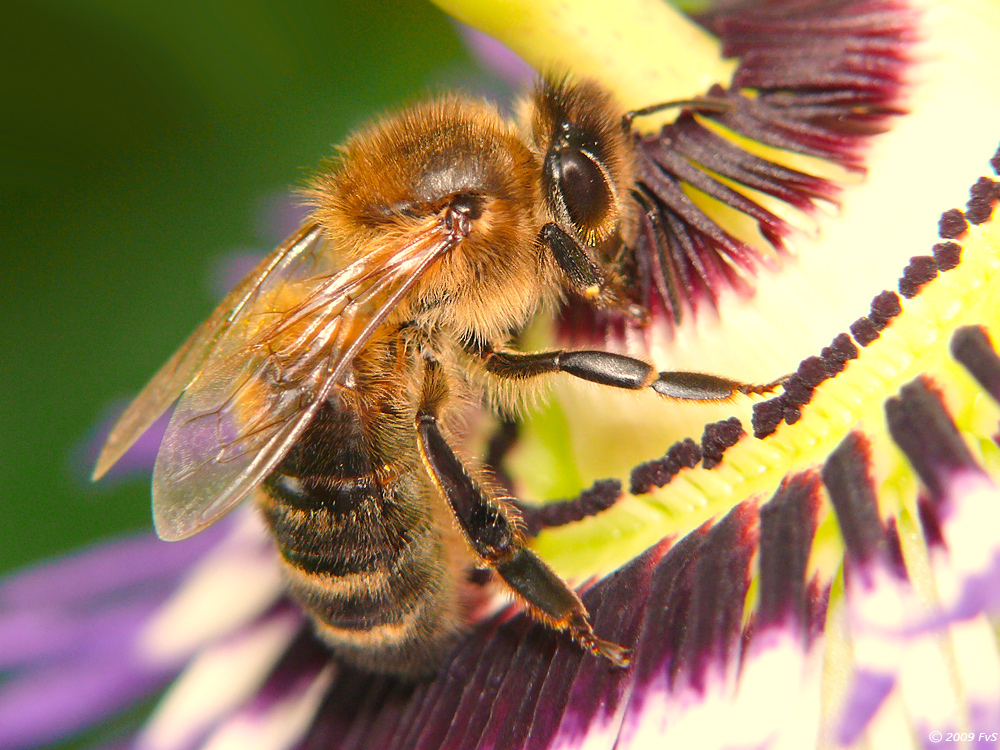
[150,219,455,541]
[93,222,329,481]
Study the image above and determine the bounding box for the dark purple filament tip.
[938,208,969,239]
[951,325,1000,406]
[932,241,962,270]
[898,256,939,298]
[558,0,915,343]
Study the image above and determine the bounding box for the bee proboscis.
[94,76,779,677]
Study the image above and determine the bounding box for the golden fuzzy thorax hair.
[307,96,561,346]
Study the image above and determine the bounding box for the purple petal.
[730,473,825,749]
[0,656,171,750]
[209,250,268,300]
[0,528,229,748]
[823,431,915,742]
[919,500,1000,742]
[344,677,418,750]
[836,669,896,745]
[254,192,312,246]
[821,416,1000,746]
[247,624,329,716]
[407,620,505,750]
[469,626,558,749]
[952,325,1000,402]
[93,485,811,749]
[433,614,531,747]
[0,530,221,610]
[756,472,823,632]
[538,543,661,749]
[74,401,170,485]
[453,22,534,89]
[297,667,396,750]
[885,377,984,503]
[188,662,333,750]
[615,526,709,745]
[886,377,1000,622]
[135,513,285,667]
[290,537,673,750]
[932,473,1000,620]
[617,504,759,748]
[821,431,890,571]
[518,626,598,750]
[0,594,162,669]
[672,502,758,694]
[136,608,304,750]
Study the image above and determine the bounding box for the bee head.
[309,97,560,343]
[528,76,635,249]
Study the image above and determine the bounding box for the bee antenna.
[621,96,733,132]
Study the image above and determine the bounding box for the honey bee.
[93,76,778,677]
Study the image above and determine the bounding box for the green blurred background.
[1,0,499,576]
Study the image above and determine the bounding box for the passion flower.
[4,1,1000,748]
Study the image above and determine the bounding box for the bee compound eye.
[552,149,615,238]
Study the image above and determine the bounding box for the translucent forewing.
[92,223,327,481]
[151,221,456,541]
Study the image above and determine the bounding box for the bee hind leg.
[415,358,629,667]
[493,547,630,667]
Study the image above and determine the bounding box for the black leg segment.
[415,358,629,667]
[484,347,785,400]
[540,222,606,297]
[417,412,517,562]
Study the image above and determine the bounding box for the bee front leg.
[415,358,629,667]
[540,223,606,301]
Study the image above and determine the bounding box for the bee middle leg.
[483,348,786,400]
[415,358,629,667]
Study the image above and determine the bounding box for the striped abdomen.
[258,392,462,677]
